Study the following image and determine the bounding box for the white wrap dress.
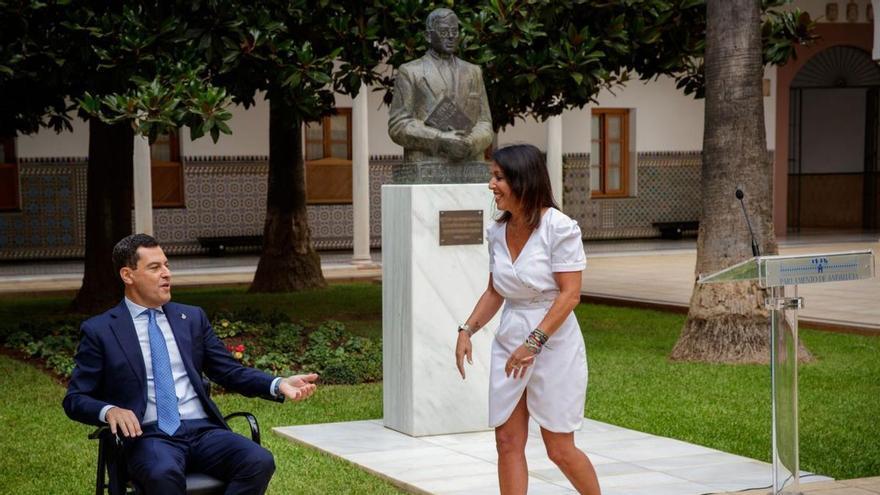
[487,208,588,433]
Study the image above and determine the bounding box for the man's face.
[120,246,172,308]
[428,16,460,55]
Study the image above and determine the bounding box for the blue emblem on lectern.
[811,257,829,273]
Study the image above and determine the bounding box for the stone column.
[873,0,879,60]
[546,114,564,209]
[133,134,153,235]
[352,82,372,264]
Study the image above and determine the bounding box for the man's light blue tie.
[147,309,180,436]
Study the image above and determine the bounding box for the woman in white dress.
[455,144,601,494]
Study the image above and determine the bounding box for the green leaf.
[680,0,705,9]
[284,72,302,87]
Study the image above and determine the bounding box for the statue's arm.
[465,66,494,153]
[388,66,442,153]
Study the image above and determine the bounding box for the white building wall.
[368,87,402,156]
[181,87,404,158]
[787,0,873,23]
[765,64,777,151]
[16,54,787,159]
[17,115,89,158]
[497,75,706,154]
[184,94,269,157]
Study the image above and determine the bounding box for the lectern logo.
[811,257,829,273]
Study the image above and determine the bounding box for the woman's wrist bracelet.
[524,338,542,354]
[457,323,475,337]
[531,328,549,345]
[523,328,549,354]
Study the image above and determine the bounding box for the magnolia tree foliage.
[366,0,814,131]
[0,0,814,303]
[0,1,233,141]
[0,1,240,312]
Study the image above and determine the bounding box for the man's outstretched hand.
[279,373,319,402]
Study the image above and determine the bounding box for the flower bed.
[3,310,382,385]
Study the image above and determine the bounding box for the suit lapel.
[109,301,146,389]
[164,303,225,424]
[456,58,470,102]
[421,56,445,100]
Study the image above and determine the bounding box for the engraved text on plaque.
[439,210,483,246]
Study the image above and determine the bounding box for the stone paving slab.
[275,418,831,495]
[0,262,380,294]
[1,239,876,333]
[722,476,880,494]
[582,241,880,332]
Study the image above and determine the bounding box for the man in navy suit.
[63,233,319,494]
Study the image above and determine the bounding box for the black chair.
[90,380,261,495]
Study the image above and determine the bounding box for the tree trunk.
[72,118,134,314]
[249,97,326,292]
[670,0,810,363]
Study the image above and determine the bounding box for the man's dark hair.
[491,144,559,230]
[112,233,160,273]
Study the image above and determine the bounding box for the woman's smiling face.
[489,161,519,213]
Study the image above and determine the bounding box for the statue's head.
[426,8,460,56]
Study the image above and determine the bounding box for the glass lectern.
[699,250,875,494]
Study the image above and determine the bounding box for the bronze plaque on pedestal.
[439,210,483,246]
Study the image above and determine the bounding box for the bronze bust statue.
[388,8,494,183]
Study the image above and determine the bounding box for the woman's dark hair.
[491,144,558,229]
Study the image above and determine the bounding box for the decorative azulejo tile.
[1,152,713,259]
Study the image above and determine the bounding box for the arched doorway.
[788,45,880,231]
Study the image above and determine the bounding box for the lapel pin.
[181,314,187,320]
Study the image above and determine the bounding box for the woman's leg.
[540,428,601,494]
[495,392,530,495]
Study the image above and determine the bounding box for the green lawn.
[0,284,877,493]
[0,355,401,494]
[579,304,880,479]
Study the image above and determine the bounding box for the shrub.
[5,324,80,378]
[253,351,294,376]
[300,322,382,384]
[209,316,382,384]
[5,308,383,385]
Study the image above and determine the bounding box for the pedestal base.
[381,184,497,436]
[391,161,489,184]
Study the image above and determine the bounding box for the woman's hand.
[505,344,536,379]
[455,331,473,379]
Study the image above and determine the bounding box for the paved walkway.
[582,238,880,332]
[722,477,880,494]
[275,417,832,495]
[0,251,382,294]
[1,233,876,331]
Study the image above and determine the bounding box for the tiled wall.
[564,152,703,239]
[0,152,702,259]
[0,159,87,259]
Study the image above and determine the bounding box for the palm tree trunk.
[670,0,809,363]
[72,118,134,314]
[249,97,326,292]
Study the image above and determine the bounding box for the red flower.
[235,344,245,353]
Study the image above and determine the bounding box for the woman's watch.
[457,323,474,337]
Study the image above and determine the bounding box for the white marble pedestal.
[382,184,497,437]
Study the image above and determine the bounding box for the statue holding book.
[388,8,494,183]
